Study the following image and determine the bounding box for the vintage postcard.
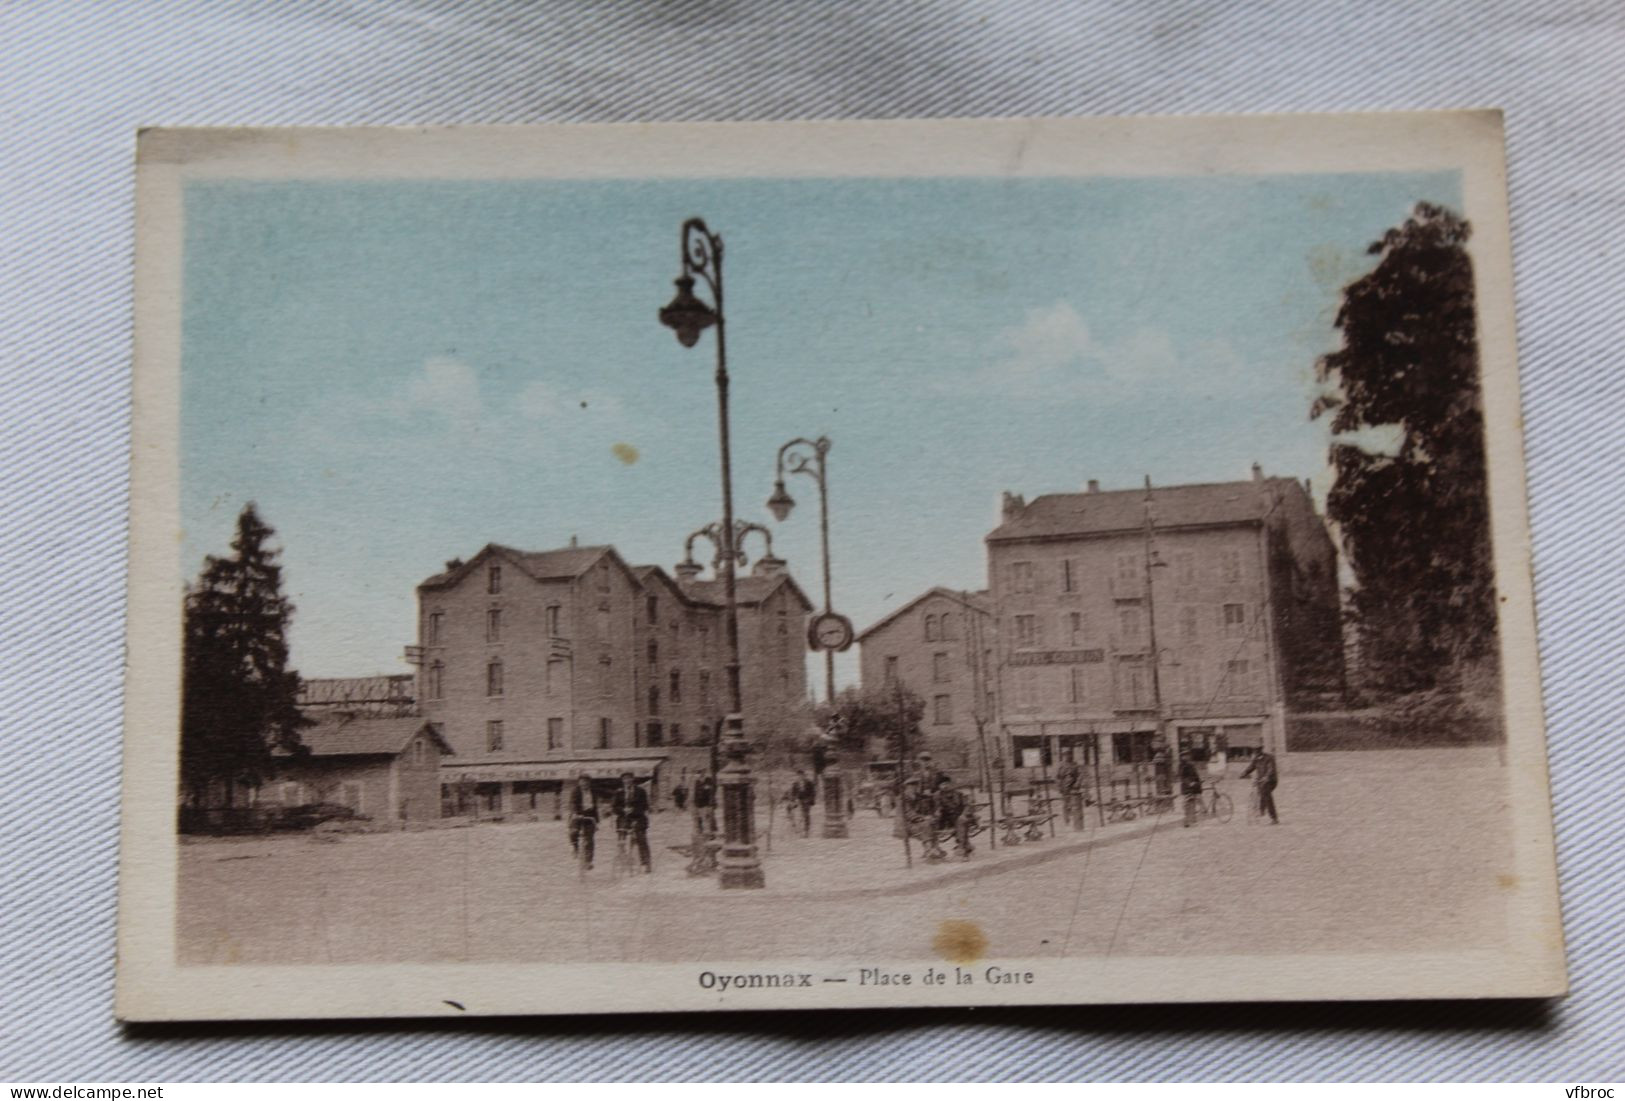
[118,114,1566,1021]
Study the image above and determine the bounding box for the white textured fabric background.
[3,0,1622,1082]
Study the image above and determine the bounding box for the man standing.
[568,773,599,869]
[1056,750,1084,830]
[1152,740,1173,797]
[1179,750,1204,828]
[612,771,652,872]
[788,769,817,836]
[1241,747,1281,824]
[933,775,975,860]
[691,769,717,837]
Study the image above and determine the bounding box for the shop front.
[439,753,669,821]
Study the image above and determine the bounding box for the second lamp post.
[768,435,854,839]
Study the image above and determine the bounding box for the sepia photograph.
[117,114,1565,1021]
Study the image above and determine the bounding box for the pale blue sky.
[181,171,1460,682]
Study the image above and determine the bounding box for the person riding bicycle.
[612,771,653,873]
[568,773,600,869]
[1179,750,1204,828]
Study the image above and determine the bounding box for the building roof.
[288,715,453,758]
[677,572,814,612]
[630,564,703,606]
[857,586,991,642]
[987,478,1300,543]
[418,543,618,590]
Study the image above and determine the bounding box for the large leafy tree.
[1312,202,1498,695]
[815,685,924,758]
[180,504,309,804]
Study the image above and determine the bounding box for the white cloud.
[519,380,625,421]
[517,380,561,420]
[989,301,1096,395]
[941,300,1254,402]
[398,357,484,431]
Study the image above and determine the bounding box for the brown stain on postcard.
[933,919,988,964]
[611,442,639,465]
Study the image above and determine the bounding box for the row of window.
[1004,549,1249,596]
[425,604,568,645]
[424,656,721,708]
[1004,657,1263,711]
[1011,603,1251,650]
[427,606,731,654]
[485,716,611,752]
[484,716,695,753]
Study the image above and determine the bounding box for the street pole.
[658,217,764,889]
[1143,475,1168,773]
[769,436,849,839]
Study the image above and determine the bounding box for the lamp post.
[768,436,852,838]
[657,217,763,890]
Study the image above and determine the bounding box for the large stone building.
[985,466,1342,770]
[410,541,811,816]
[857,587,996,765]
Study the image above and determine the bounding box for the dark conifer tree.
[180,504,309,805]
[1312,202,1499,696]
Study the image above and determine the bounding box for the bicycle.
[610,826,635,879]
[570,814,597,880]
[1188,781,1234,825]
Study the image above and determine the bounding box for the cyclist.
[568,773,600,869]
[1179,750,1204,828]
[612,770,653,873]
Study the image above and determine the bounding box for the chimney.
[674,560,703,582]
[752,554,787,578]
[569,534,578,548]
[1251,462,1263,483]
[444,557,464,571]
[1303,477,1312,495]
[1086,479,1100,494]
[1001,491,1026,520]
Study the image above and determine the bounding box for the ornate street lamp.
[770,435,854,839]
[657,217,763,889]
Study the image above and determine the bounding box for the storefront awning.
[442,756,669,784]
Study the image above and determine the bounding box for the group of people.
[1051,739,1283,829]
[898,752,977,860]
[567,771,653,873]
[568,768,719,876]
